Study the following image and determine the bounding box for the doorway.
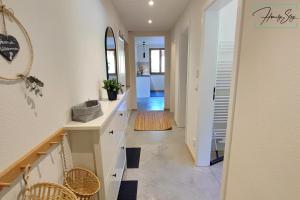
[210,0,238,165]
[197,0,238,167]
[135,36,166,111]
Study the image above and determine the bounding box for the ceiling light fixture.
[148,0,154,6]
[148,19,153,24]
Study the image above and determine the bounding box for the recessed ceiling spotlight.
[148,19,153,24]
[148,0,154,6]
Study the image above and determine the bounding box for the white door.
[176,30,189,128]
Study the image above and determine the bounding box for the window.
[150,48,165,74]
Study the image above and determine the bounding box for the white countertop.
[64,92,127,131]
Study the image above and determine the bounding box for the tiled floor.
[137,91,165,111]
[124,112,223,200]
[137,97,165,111]
[150,91,164,97]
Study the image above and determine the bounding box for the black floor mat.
[126,148,141,168]
[118,181,138,200]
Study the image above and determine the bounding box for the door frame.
[128,32,171,110]
[220,0,244,199]
[195,0,244,198]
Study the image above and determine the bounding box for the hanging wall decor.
[0,1,44,97]
[0,33,20,61]
[0,0,20,61]
[18,74,44,97]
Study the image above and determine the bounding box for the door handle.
[213,87,216,101]
[112,173,117,178]
[109,130,114,135]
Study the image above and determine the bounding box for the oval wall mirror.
[105,27,118,80]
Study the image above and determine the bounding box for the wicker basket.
[64,168,100,200]
[71,100,102,123]
[26,182,78,200]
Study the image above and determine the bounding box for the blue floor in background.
[150,91,164,97]
[137,91,165,111]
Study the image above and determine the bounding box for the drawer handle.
[109,130,114,135]
[112,173,117,178]
[120,113,123,116]
[121,146,125,150]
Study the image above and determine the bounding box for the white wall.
[171,0,238,165]
[196,10,220,166]
[223,0,300,199]
[171,0,209,160]
[174,30,189,128]
[218,1,237,42]
[0,0,127,199]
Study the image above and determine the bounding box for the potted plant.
[103,79,121,101]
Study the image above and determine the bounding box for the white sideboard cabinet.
[65,92,129,200]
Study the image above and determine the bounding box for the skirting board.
[186,143,196,164]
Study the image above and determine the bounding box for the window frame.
[149,48,165,75]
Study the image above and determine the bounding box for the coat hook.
[22,165,31,192]
[0,183,11,188]
[20,165,31,170]
[49,141,59,145]
[37,152,47,156]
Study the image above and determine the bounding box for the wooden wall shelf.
[0,129,65,190]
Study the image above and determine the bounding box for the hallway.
[1,0,299,200]
[124,112,223,200]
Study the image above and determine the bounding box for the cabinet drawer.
[114,113,127,147]
[105,137,126,200]
[101,111,125,182]
[106,111,121,137]
[100,128,117,181]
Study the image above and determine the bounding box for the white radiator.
[213,41,234,149]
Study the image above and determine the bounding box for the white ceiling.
[112,0,191,31]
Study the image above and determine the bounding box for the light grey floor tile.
[124,111,222,200]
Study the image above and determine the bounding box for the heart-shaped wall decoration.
[0,34,20,62]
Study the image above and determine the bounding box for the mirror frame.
[105,27,118,81]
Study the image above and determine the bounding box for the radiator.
[213,41,234,150]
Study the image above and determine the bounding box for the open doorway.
[210,0,238,165]
[197,0,238,167]
[135,36,166,111]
